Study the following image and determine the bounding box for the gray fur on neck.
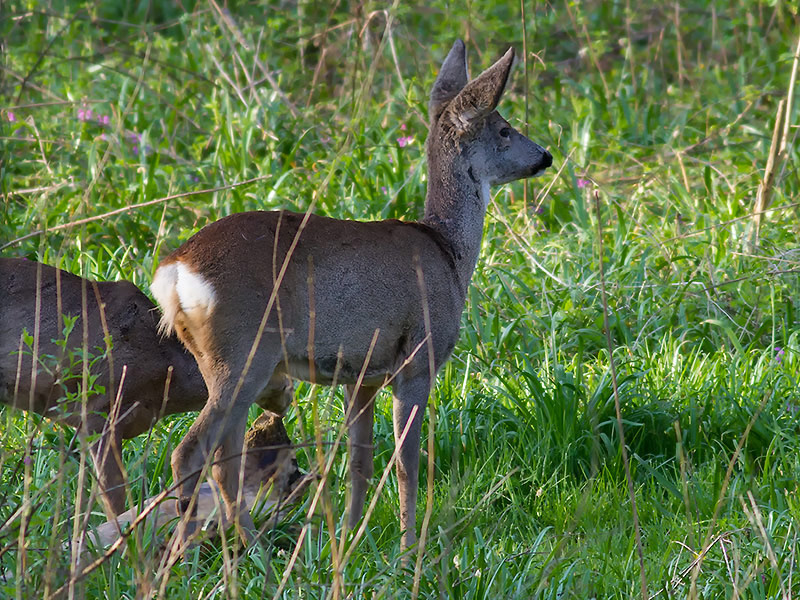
[422,151,488,299]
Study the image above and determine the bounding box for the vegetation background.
[2,0,799,597]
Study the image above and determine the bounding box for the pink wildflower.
[397,135,413,148]
[7,112,15,122]
[577,178,590,189]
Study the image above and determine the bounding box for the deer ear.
[446,46,515,132]
[429,40,469,121]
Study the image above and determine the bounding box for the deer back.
[158,210,465,385]
[0,257,207,437]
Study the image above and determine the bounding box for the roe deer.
[0,257,293,518]
[151,39,552,550]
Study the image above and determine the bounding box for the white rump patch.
[151,262,217,335]
[175,264,216,316]
[151,263,180,336]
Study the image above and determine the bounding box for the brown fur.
[0,257,292,518]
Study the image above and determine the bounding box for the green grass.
[2,0,800,597]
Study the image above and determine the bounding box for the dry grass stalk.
[752,98,786,243]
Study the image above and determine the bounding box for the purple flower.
[381,186,387,194]
[397,135,414,148]
[85,108,93,120]
[400,123,407,131]
[78,109,85,121]
[577,178,590,189]
[775,347,785,364]
[7,112,15,122]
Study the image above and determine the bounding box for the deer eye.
[499,127,511,138]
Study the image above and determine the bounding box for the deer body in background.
[0,257,293,518]
[151,39,552,549]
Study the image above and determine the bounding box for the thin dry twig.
[274,405,420,600]
[752,32,799,243]
[412,252,437,600]
[209,0,299,118]
[752,99,786,243]
[663,198,800,244]
[687,389,772,598]
[1,175,272,251]
[779,34,800,156]
[742,491,789,600]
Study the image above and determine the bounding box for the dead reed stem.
[752,99,786,243]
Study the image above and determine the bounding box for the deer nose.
[541,149,553,169]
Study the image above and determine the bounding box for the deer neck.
[422,158,489,298]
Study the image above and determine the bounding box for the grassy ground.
[2,1,800,597]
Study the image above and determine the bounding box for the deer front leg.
[212,414,257,544]
[345,384,378,529]
[391,374,430,551]
[87,424,126,518]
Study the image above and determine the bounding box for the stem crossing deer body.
[151,39,552,549]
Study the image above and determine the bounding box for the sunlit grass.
[2,0,799,597]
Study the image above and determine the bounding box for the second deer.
[151,39,552,550]
[0,257,293,519]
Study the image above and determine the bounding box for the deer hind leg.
[391,373,430,551]
[171,348,281,545]
[345,384,378,529]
